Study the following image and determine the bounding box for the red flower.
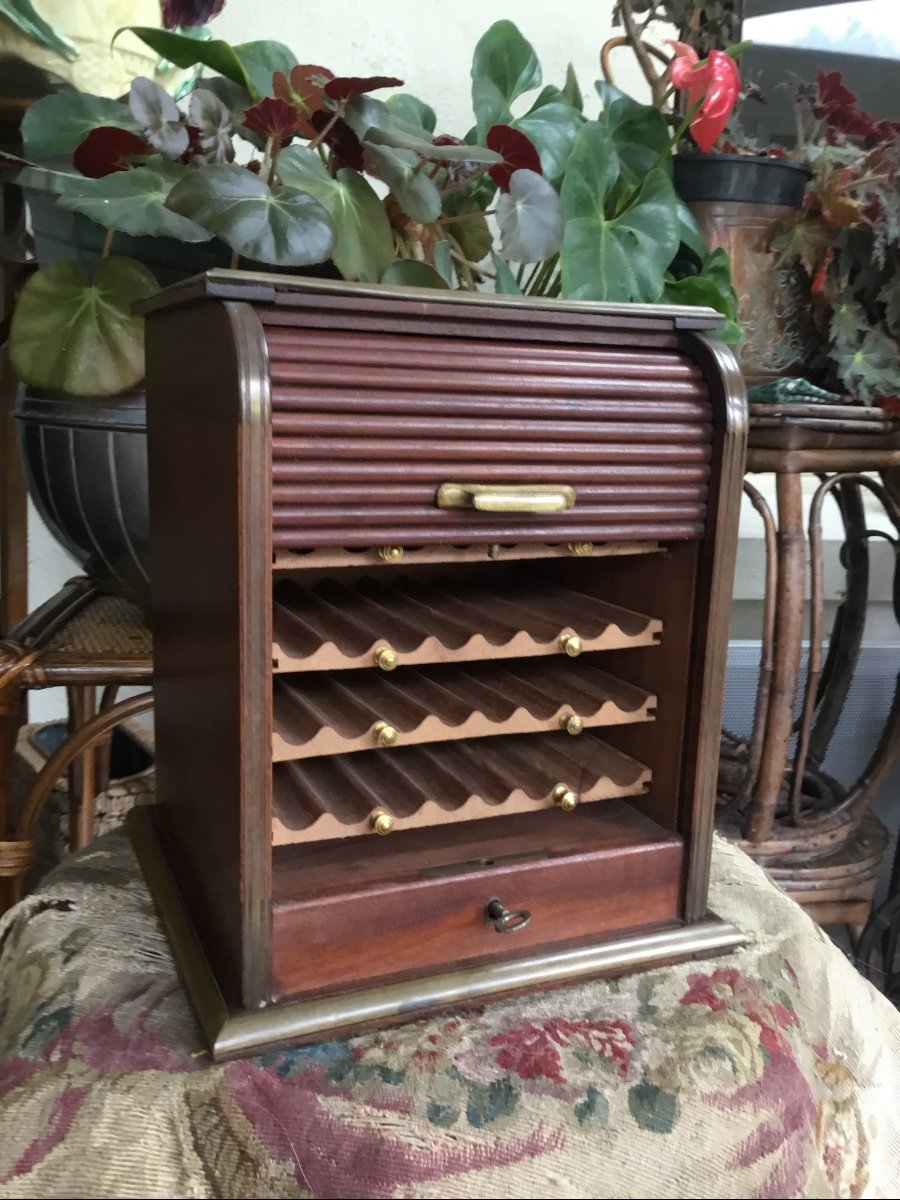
[485,124,542,191]
[242,96,300,140]
[73,127,152,178]
[668,41,740,153]
[273,64,334,140]
[162,0,224,27]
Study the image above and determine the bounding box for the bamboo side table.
[0,578,152,912]
[717,406,900,939]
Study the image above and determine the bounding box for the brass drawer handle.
[436,483,575,514]
[485,898,532,933]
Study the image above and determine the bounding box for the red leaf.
[73,127,152,178]
[323,75,403,102]
[273,64,334,139]
[486,124,541,191]
[242,96,300,140]
[813,70,859,118]
[309,110,364,171]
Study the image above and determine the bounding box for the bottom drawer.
[271,801,683,999]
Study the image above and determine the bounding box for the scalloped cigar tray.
[130,271,748,1060]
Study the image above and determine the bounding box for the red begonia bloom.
[668,41,740,153]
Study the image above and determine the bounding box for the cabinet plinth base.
[129,806,747,1063]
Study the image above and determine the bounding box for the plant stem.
[433,208,495,226]
[230,248,240,270]
[515,262,526,286]
[101,227,115,258]
[308,106,344,152]
[527,253,559,297]
[450,248,495,281]
[618,0,668,107]
[439,168,487,197]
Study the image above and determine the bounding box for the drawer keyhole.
[485,898,532,934]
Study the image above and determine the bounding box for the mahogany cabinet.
[131,271,747,1060]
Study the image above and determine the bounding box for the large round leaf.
[165,164,334,266]
[559,123,620,222]
[442,195,492,264]
[496,169,563,263]
[276,146,393,281]
[386,94,437,134]
[22,93,139,160]
[9,257,157,395]
[57,165,212,240]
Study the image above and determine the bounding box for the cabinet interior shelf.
[272,572,662,672]
[272,657,656,761]
[272,730,651,844]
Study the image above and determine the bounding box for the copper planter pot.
[674,154,816,387]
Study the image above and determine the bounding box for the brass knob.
[372,720,398,748]
[560,713,584,736]
[559,633,583,658]
[370,809,395,835]
[567,542,593,556]
[487,543,502,559]
[378,545,404,563]
[374,645,398,671]
[553,783,579,812]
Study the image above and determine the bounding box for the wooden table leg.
[67,685,98,852]
[746,472,806,843]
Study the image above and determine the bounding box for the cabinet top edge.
[135,269,724,332]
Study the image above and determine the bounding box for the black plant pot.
[16,387,150,603]
[673,153,817,386]
[673,152,811,208]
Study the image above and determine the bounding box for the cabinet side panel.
[145,299,272,1008]
[676,334,748,921]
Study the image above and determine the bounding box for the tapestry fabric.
[0,830,898,1199]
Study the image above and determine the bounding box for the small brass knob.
[559,633,583,658]
[487,543,502,559]
[560,713,584,736]
[372,720,398,748]
[553,783,579,812]
[568,542,593,556]
[374,645,399,671]
[378,545,404,563]
[370,809,395,835]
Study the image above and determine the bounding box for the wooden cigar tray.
[130,272,748,1060]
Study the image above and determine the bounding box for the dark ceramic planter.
[16,387,150,603]
[673,153,817,386]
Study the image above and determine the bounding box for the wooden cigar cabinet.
[131,271,748,1061]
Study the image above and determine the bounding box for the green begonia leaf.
[381,260,450,289]
[22,94,138,160]
[165,163,333,266]
[363,142,442,223]
[386,94,437,134]
[9,257,157,395]
[57,165,212,241]
[277,146,393,281]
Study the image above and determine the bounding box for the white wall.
[215,0,660,129]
